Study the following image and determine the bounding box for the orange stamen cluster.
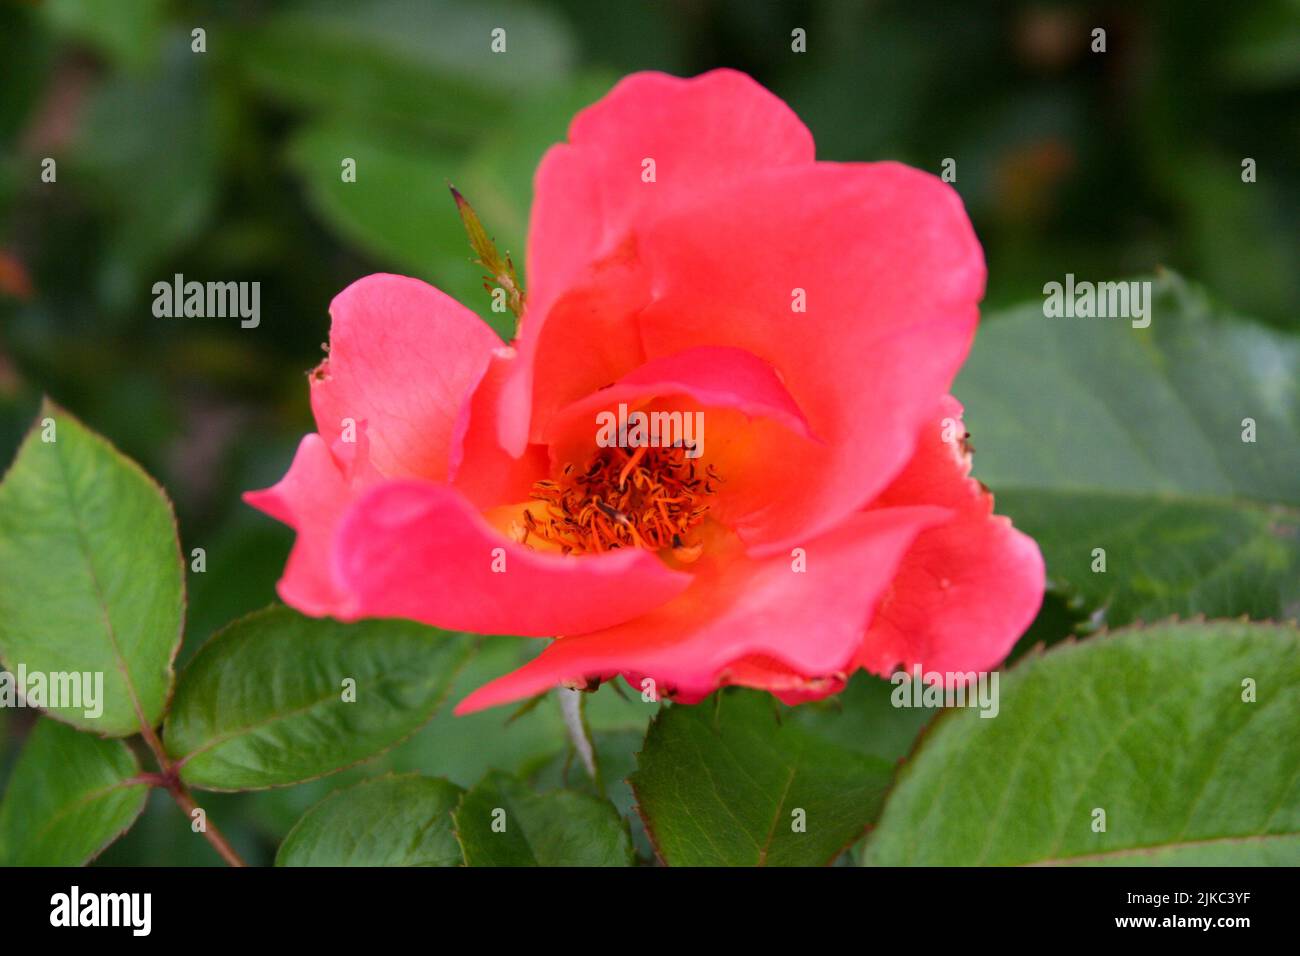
[517,444,721,559]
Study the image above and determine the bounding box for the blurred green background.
[0,0,1296,864]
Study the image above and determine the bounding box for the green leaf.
[163,606,473,790]
[0,719,149,865]
[284,76,611,339]
[277,774,464,867]
[861,621,1300,865]
[95,789,260,867]
[0,400,183,736]
[530,726,653,860]
[72,40,218,313]
[284,121,493,325]
[956,272,1300,627]
[454,770,632,866]
[385,637,649,786]
[40,0,165,72]
[630,690,895,866]
[787,671,935,765]
[451,185,524,319]
[444,72,615,280]
[234,0,573,138]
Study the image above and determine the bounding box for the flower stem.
[558,687,601,792]
[139,722,246,867]
[165,781,246,867]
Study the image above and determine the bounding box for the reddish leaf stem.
[139,721,246,867]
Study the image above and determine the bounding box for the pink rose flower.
[247,69,1045,713]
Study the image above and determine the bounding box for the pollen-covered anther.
[525,444,721,557]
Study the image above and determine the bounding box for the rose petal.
[243,434,357,615]
[455,505,949,713]
[544,345,813,448]
[527,68,815,321]
[332,479,693,636]
[311,273,501,480]
[635,162,985,552]
[717,655,847,706]
[450,345,550,511]
[501,69,817,456]
[857,399,1045,675]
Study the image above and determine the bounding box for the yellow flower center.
[513,444,721,561]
